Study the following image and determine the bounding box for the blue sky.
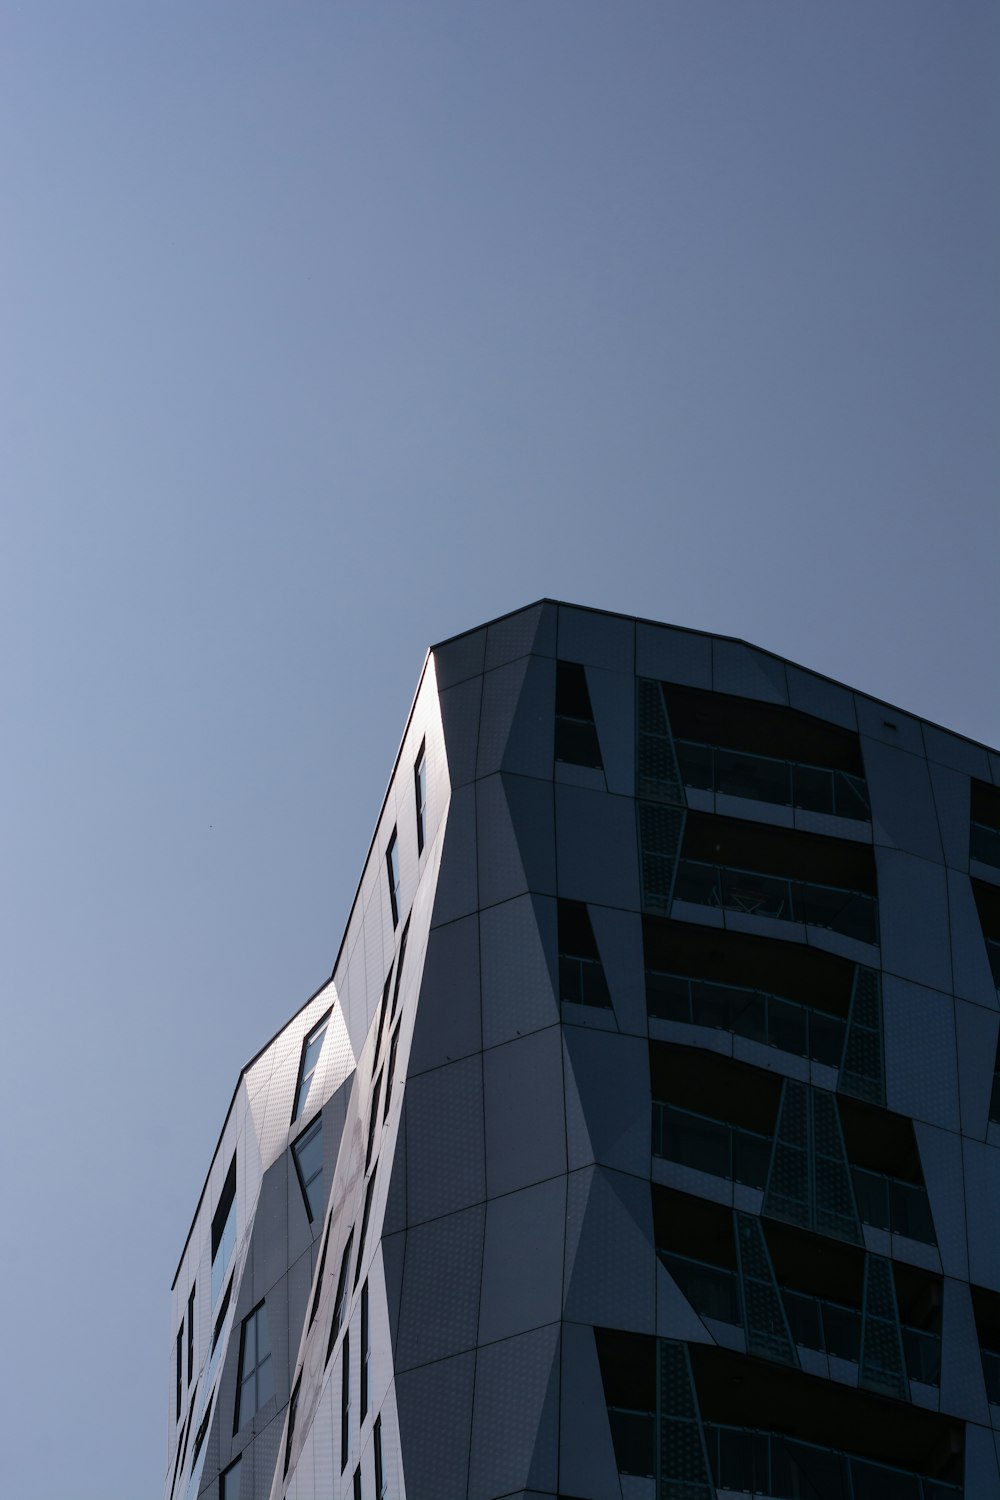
[1,4,997,1496]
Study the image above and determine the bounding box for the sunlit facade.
[163,600,1000,1500]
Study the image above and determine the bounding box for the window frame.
[291,1009,332,1125]
[386,829,401,929]
[234,1300,274,1434]
[292,1114,324,1222]
[414,741,427,855]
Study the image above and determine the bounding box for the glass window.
[175,1323,183,1421]
[382,1023,401,1124]
[186,1285,195,1385]
[284,1374,301,1477]
[220,1456,241,1500]
[292,1117,324,1222]
[293,1014,330,1122]
[374,1413,386,1500]
[341,1329,351,1471]
[353,1465,362,1500]
[354,1168,377,1290]
[361,1279,371,1423]
[557,900,611,1008]
[414,743,427,855]
[386,829,401,929]
[234,1302,274,1432]
[310,1212,333,1328]
[326,1229,355,1363]
[365,1075,383,1173]
[555,660,603,769]
[211,1156,237,1306]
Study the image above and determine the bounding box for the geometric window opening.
[365,1074,383,1173]
[360,1279,370,1424]
[341,1329,351,1472]
[292,1012,331,1124]
[211,1155,238,1307]
[386,828,401,930]
[838,966,885,1106]
[390,919,410,1024]
[373,967,393,1071]
[175,1322,183,1421]
[374,1412,386,1500]
[310,1212,333,1328]
[971,777,1000,871]
[292,1116,324,1222]
[219,1456,241,1500]
[284,1373,301,1478]
[555,660,603,769]
[326,1228,355,1365]
[383,1022,401,1125]
[859,1254,909,1402]
[991,1030,1000,1125]
[558,899,612,1008]
[414,741,427,855]
[972,878,1000,987]
[212,1274,234,1355]
[354,1168,378,1290]
[234,1301,274,1433]
[187,1284,195,1385]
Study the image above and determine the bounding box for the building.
[162,599,1000,1500]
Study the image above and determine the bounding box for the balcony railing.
[558,953,610,1007]
[971,821,1000,871]
[646,969,846,1067]
[675,739,871,822]
[673,858,879,945]
[658,1249,940,1387]
[850,1166,936,1245]
[606,1411,960,1496]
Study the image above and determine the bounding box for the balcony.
[676,738,871,821]
[647,968,847,1067]
[673,858,878,945]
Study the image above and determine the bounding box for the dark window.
[972,779,1000,871]
[558,900,611,1007]
[555,660,603,769]
[219,1456,241,1500]
[354,1168,378,1290]
[374,1413,385,1500]
[186,1285,195,1385]
[341,1329,351,1471]
[365,1074,383,1172]
[284,1373,301,1477]
[373,968,393,1070]
[383,1023,401,1123]
[386,829,401,928]
[169,1413,187,1500]
[361,1279,370,1423]
[991,1039,1000,1126]
[353,1465,362,1500]
[327,1229,355,1363]
[310,1212,333,1327]
[211,1155,237,1306]
[292,1116,324,1221]
[234,1301,274,1431]
[190,1394,213,1469]
[175,1323,183,1420]
[390,919,410,1022]
[212,1274,233,1354]
[293,1012,330,1122]
[414,742,427,855]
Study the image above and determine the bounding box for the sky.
[1,3,997,1496]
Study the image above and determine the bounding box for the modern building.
[162,599,1000,1500]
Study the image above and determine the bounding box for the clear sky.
[1,4,997,1496]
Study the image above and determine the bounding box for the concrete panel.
[484,1026,566,1197]
[478,1178,566,1344]
[558,605,635,672]
[556,784,640,910]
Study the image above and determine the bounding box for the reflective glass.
[555,716,603,768]
[667,1108,731,1178]
[834,772,871,820]
[720,867,788,918]
[782,1289,823,1351]
[608,1409,655,1476]
[257,1351,273,1407]
[716,746,790,805]
[850,1457,919,1500]
[220,1457,241,1500]
[211,1201,236,1305]
[770,996,807,1054]
[902,1326,941,1386]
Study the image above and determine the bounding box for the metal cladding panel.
[635,622,712,688]
[712,639,788,703]
[478,1177,567,1344]
[479,893,559,1050]
[883,976,960,1132]
[467,1323,561,1500]
[875,847,952,993]
[862,736,944,862]
[558,604,635,672]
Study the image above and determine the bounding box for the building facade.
[162,600,1000,1500]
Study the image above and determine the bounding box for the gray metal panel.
[854,697,925,757]
[555,784,640,910]
[883,975,960,1132]
[655,1260,716,1345]
[948,867,1000,1009]
[786,665,858,730]
[478,1178,566,1344]
[929,761,972,870]
[558,1321,626,1500]
[467,1323,560,1500]
[712,640,788,703]
[405,1055,485,1226]
[876,848,952,993]
[922,723,992,779]
[914,1121,968,1280]
[635,622,712,687]
[564,1166,656,1332]
[395,1205,485,1371]
[586,665,636,798]
[563,1027,650,1177]
[940,1277,990,1424]
[431,784,480,927]
[485,602,556,671]
[407,914,482,1076]
[558,605,635,672]
[588,904,647,1037]
[434,630,486,690]
[438,676,483,790]
[956,998,999,1141]
[476,657,530,780]
[477,773,556,910]
[480,893,559,1050]
[484,1026,566,1197]
[501,654,557,781]
[964,1421,1000,1494]
[395,1350,475,1500]
[862,737,943,862]
[965,1137,1000,1292]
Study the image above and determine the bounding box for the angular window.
[555,660,603,769]
[383,1023,401,1124]
[284,1373,301,1477]
[234,1301,274,1432]
[292,1116,324,1221]
[212,1274,233,1355]
[211,1156,237,1306]
[558,900,611,1007]
[219,1456,241,1500]
[386,829,401,929]
[327,1229,355,1363]
[186,1285,195,1385]
[175,1323,183,1421]
[361,1279,371,1423]
[390,919,409,1022]
[353,1465,362,1500]
[372,967,393,1070]
[991,1036,1000,1126]
[341,1329,351,1471]
[310,1212,333,1328]
[365,1074,383,1172]
[414,742,427,856]
[374,1412,386,1500]
[971,778,1000,872]
[293,1012,330,1123]
[354,1167,378,1289]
